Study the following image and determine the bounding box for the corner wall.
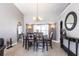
[59,3,79,38]
[59,3,79,55]
[0,3,23,44]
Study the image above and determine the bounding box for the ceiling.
[14,3,70,23]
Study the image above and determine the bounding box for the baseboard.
[5,42,17,49]
[12,42,17,46]
[52,40,60,43]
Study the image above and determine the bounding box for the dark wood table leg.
[46,41,48,51]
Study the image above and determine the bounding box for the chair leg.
[42,41,44,52]
[23,39,25,47]
[36,42,38,51]
[27,40,29,51]
[50,40,52,49]
[25,40,27,49]
[33,41,35,51]
[46,41,48,51]
[25,43,27,49]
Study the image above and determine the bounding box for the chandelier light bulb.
[38,17,43,21]
[33,16,43,21]
[33,17,36,21]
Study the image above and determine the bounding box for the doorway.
[17,22,23,42]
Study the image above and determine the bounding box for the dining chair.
[43,35,49,51]
[22,34,26,48]
[35,32,44,52]
[47,32,53,49]
[26,32,35,50]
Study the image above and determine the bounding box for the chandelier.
[33,3,43,22]
[33,16,42,21]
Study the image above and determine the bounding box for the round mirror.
[65,11,77,31]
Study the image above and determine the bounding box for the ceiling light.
[38,17,43,21]
[50,24,55,28]
[33,16,43,21]
[33,17,36,21]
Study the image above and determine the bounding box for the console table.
[62,36,79,56]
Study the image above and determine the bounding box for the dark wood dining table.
[23,32,49,51]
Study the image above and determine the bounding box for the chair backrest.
[36,32,43,41]
[49,32,53,40]
[0,38,4,47]
[26,33,34,40]
[33,32,37,36]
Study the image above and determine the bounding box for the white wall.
[59,3,79,55]
[0,3,23,44]
[59,3,79,38]
[24,14,58,24]
[57,3,79,42]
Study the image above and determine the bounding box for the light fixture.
[50,25,55,28]
[33,16,43,21]
[38,16,43,21]
[33,17,36,21]
[33,3,43,22]
[28,24,32,29]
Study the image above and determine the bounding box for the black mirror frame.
[65,11,77,31]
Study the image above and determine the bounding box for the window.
[33,24,49,35]
[18,26,23,34]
